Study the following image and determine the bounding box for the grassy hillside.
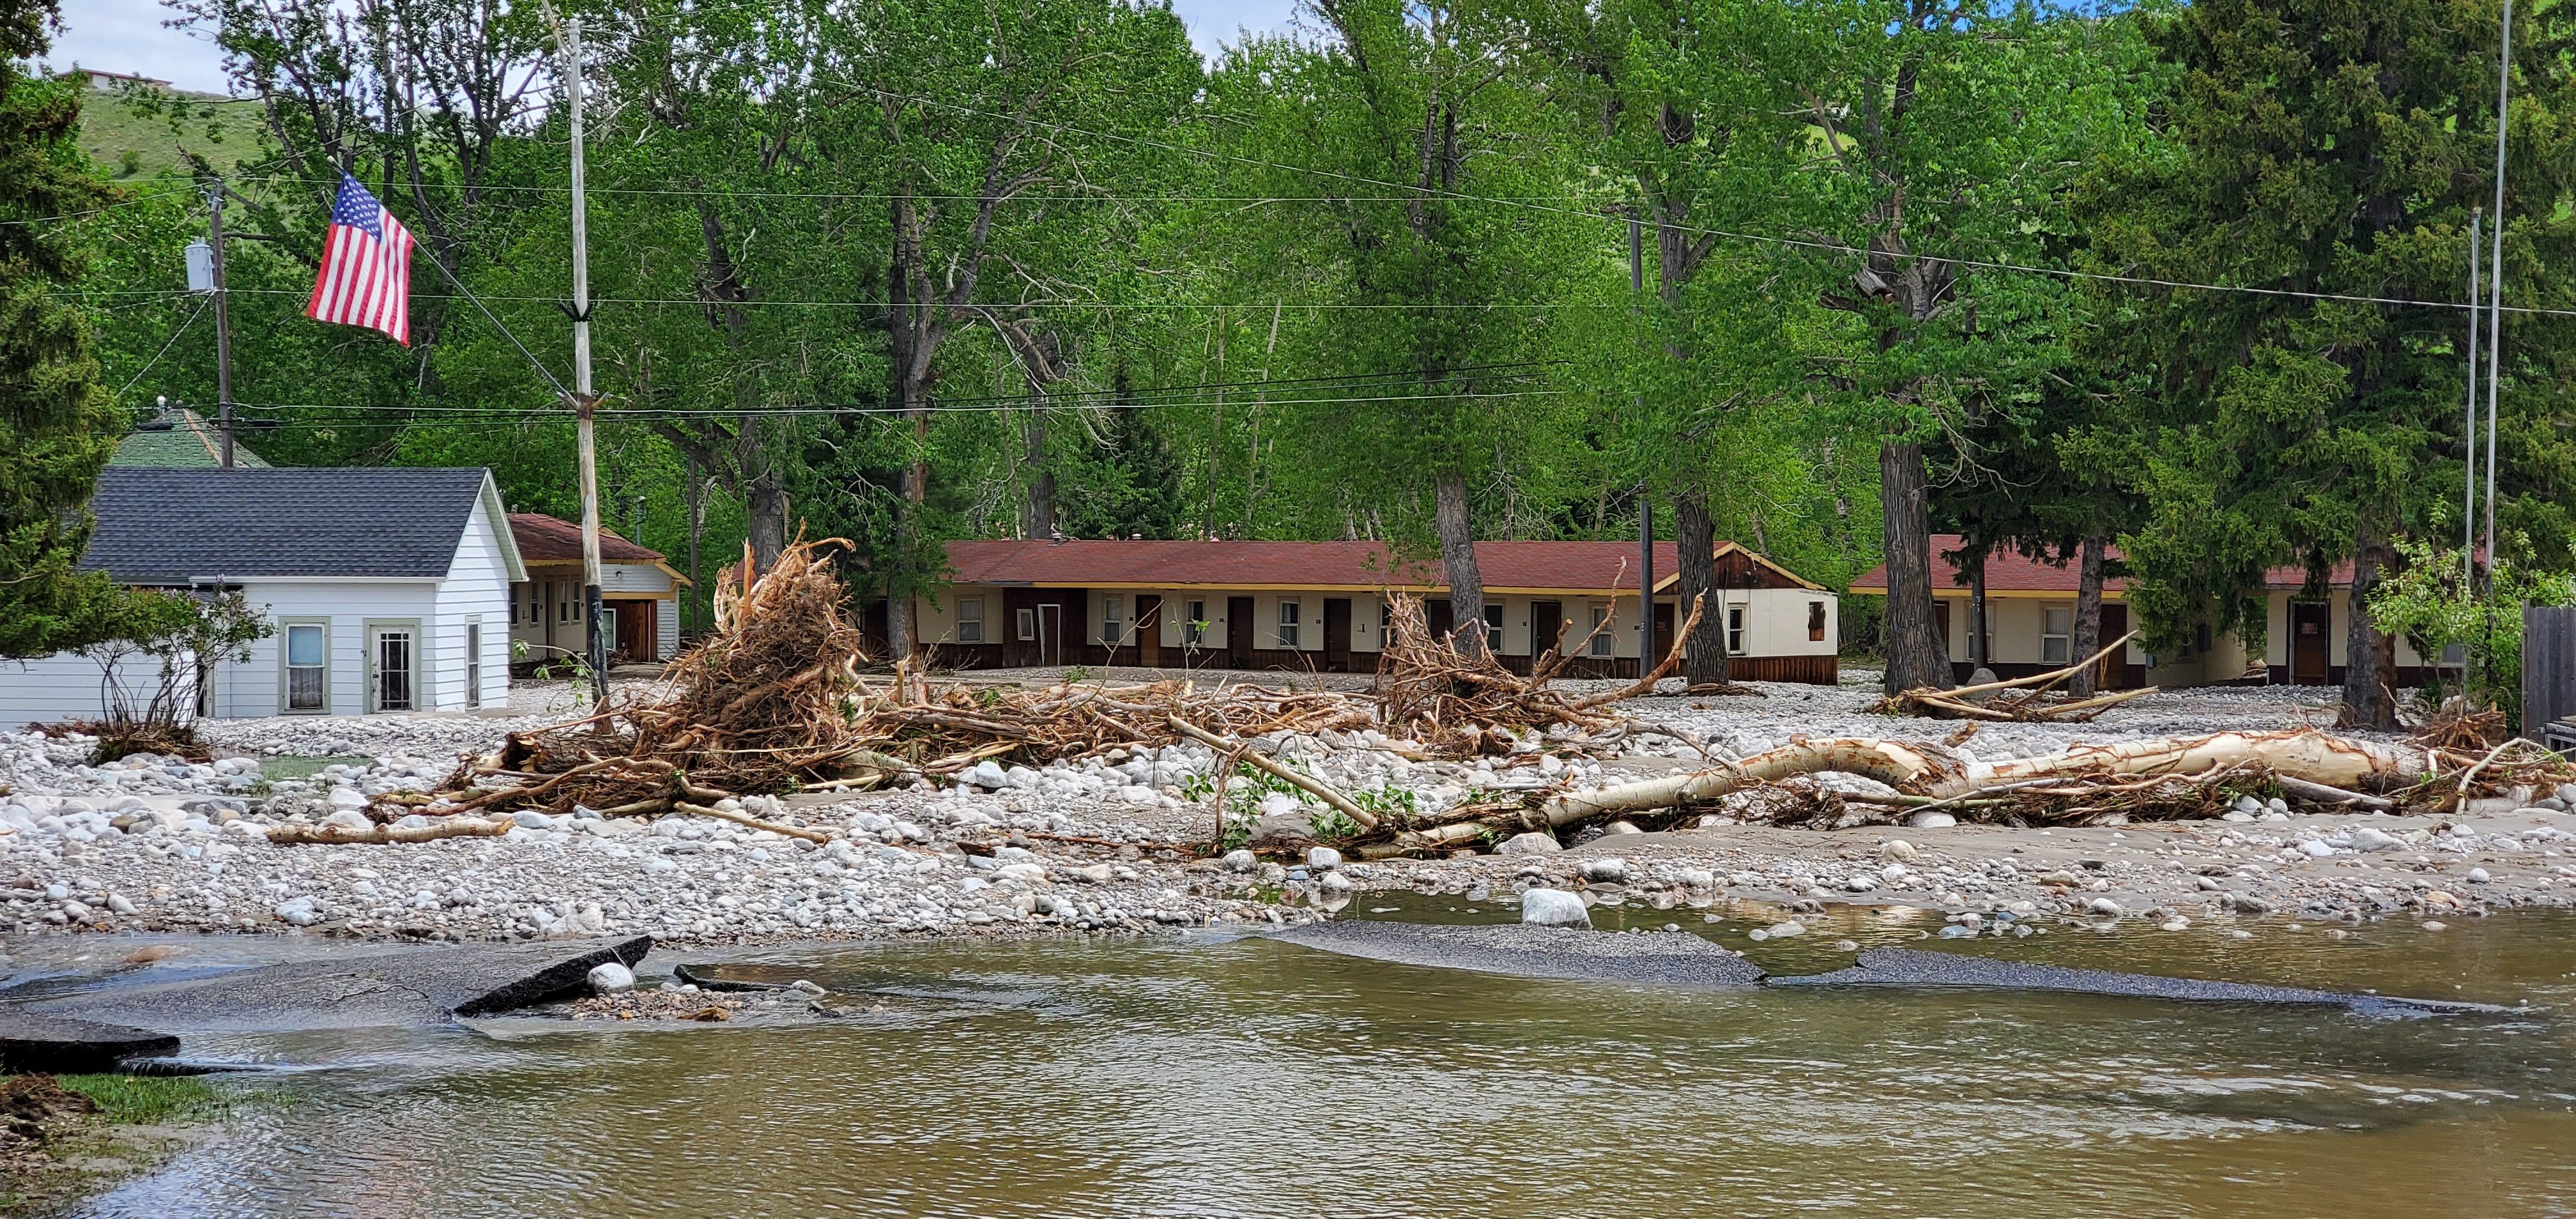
[73,86,267,180]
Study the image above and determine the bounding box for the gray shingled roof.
[81,467,494,583]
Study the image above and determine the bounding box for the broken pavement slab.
[1768,946,2513,1016]
[1275,921,1767,989]
[0,1013,181,1074]
[18,935,652,1032]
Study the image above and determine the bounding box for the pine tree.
[0,0,128,657]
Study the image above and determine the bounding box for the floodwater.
[47,907,2576,1218]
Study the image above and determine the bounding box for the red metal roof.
[1850,534,2129,594]
[942,539,1825,593]
[509,512,664,564]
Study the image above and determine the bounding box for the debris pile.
[1871,631,2154,723]
[1371,593,1704,756]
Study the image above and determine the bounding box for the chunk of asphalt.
[0,1013,181,1074]
[22,936,653,1031]
[1275,921,1767,989]
[1768,946,2510,1016]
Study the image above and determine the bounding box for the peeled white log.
[1535,730,2420,825]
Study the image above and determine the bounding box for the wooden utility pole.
[557,15,606,703]
[206,187,235,468]
[2483,0,2511,583]
[1630,211,1653,666]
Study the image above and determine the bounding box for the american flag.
[304,174,414,346]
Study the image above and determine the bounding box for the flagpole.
[556,14,607,705]
[2483,0,2511,588]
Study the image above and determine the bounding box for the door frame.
[1226,595,1255,666]
[1036,602,1064,667]
[1529,600,1564,659]
[362,618,422,714]
[1135,594,1162,668]
[1322,597,1353,672]
[2289,600,2332,684]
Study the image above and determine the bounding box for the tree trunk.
[1021,410,1055,538]
[1965,543,1989,670]
[2339,525,2399,728]
[1433,471,1485,657]
[1675,487,1728,686]
[1880,440,1950,692]
[2069,529,2106,697]
[745,475,787,572]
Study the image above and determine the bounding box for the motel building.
[893,538,1841,684]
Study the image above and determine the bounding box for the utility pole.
[206,187,235,468]
[2484,0,2512,586]
[2464,209,2481,587]
[1630,211,1654,668]
[556,14,606,703]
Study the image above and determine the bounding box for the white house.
[0,468,523,724]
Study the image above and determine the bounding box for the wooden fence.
[2527,606,2576,747]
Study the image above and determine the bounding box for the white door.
[370,627,416,712]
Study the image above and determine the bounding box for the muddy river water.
[44,907,2576,1218]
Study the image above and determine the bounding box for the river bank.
[0,677,2564,947]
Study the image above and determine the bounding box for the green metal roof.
[110,409,270,468]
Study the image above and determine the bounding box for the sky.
[38,0,1301,96]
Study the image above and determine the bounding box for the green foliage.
[0,10,127,658]
[2366,535,2576,727]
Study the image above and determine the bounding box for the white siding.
[599,562,675,595]
[206,581,440,717]
[0,652,193,727]
[426,492,514,710]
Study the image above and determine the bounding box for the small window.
[1016,608,1037,641]
[1277,599,1301,648]
[1726,606,1745,656]
[465,621,482,709]
[1184,601,1208,647]
[1807,600,1827,643]
[1380,602,1393,631]
[599,606,617,649]
[509,591,519,626]
[2195,622,2212,654]
[1590,605,1613,657]
[1102,595,1124,646]
[1483,603,1505,647]
[2041,606,2073,664]
[285,624,326,712]
[558,583,572,623]
[956,597,984,644]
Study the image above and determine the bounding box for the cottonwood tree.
[809,0,1197,657]
[1779,0,2150,693]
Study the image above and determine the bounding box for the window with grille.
[956,597,984,643]
[1589,605,1613,657]
[1277,600,1301,648]
[1726,606,1745,655]
[1185,601,1208,646]
[1102,596,1124,645]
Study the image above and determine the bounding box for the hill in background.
[70,76,266,180]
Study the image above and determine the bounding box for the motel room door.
[1322,598,1353,671]
[1529,601,1564,658]
[1134,594,1161,668]
[2291,602,2331,684]
[2097,605,2131,689]
[1226,596,1255,666]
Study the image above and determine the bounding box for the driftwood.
[266,816,512,846]
[1371,592,1705,756]
[1516,728,2575,833]
[1873,631,2154,722]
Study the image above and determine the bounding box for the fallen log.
[1535,730,2423,827]
[1873,631,2147,722]
[266,816,512,846]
